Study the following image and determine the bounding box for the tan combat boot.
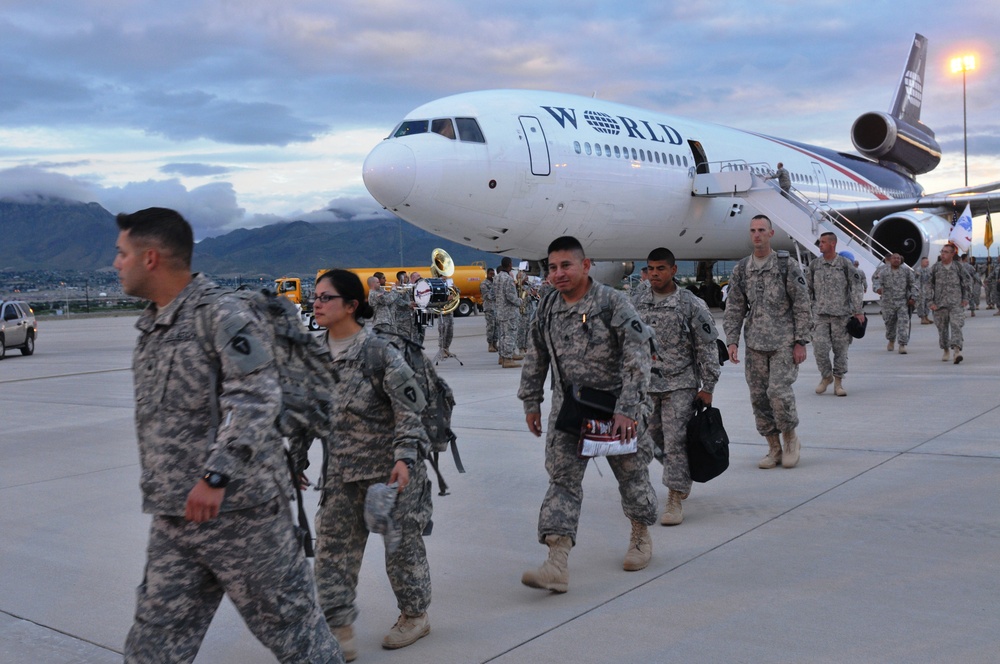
[898,344,907,354]
[953,350,963,364]
[815,375,833,394]
[834,377,847,397]
[501,357,522,368]
[758,435,782,469]
[332,625,358,662]
[488,343,497,352]
[887,340,895,352]
[623,520,652,571]
[521,534,571,592]
[382,612,430,650]
[782,429,801,468]
[660,489,688,526]
[942,349,951,362]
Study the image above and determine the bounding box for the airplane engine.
[588,261,635,287]
[870,209,952,266]
[851,112,941,175]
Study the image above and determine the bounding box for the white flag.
[949,203,973,252]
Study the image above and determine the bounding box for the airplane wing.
[831,187,1000,227]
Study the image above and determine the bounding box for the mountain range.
[0,198,501,277]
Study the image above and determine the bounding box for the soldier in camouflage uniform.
[873,253,918,354]
[806,232,865,397]
[309,269,433,660]
[961,255,982,316]
[914,257,933,324]
[724,215,812,469]
[481,268,497,352]
[630,266,651,304]
[984,257,996,310]
[495,257,523,367]
[518,236,658,592]
[930,244,971,364]
[368,276,397,333]
[633,247,721,526]
[115,208,342,664]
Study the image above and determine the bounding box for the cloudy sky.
[1,1,998,239]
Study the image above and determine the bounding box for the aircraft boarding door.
[519,116,551,176]
[811,162,829,203]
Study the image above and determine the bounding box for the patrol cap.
[846,314,868,339]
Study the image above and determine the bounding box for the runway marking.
[0,367,132,384]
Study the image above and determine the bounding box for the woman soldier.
[310,269,433,661]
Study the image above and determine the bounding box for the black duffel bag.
[685,399,730,483]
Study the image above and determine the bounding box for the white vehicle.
[363,34,999,295]
[0,300,37,359]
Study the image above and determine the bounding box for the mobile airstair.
[693,163,889,297]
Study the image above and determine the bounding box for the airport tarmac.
[1,307,998,663]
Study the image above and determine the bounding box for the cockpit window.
[432,118,456,139]
[456,118,486,143]
[393,120,429,138]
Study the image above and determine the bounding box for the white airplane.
[363,33,999,292]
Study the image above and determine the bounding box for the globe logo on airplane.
[583,110,621,135]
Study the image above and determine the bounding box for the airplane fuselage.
[363,89,924,261]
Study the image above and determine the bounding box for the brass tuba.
[431,247,455,278]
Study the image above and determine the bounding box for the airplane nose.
[363,141,416,208]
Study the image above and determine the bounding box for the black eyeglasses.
[315,294,346,304]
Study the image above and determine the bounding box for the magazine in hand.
[578,418,638,458]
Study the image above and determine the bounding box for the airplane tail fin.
[888,33,928,126]
[850,33,940,176]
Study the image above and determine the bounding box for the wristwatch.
[399,458,415,471]
[203,471,230,489]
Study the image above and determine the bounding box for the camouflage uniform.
[873,264,918,346]
[984,262,997,308]
[369,287,397,333]
[480,277,496,349]
[314,324,433,630]
[437,311,454,353]
[930,262,971,351]
[124,274,342,664]
[629,279,651,305]
[494,270,521,358]
[518,281,658,544]
[391,287,423,345]
[634,288,720,493]
[914,264,932,320]
[963,261,982,312]
[724,252,812,436]
[807,255,864,379]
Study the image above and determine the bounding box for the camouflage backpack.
[364,329,463,496]
[197,286,338,556]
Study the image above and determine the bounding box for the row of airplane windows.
[573,141,691,168]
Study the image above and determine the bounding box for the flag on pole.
[949,203,973,252]
[985,209,994,250]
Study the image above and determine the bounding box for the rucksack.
[364,329,464,496]
[197,286,337,556]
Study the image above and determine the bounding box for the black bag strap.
[285,449,315,558]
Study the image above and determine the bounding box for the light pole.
[951,55,976,187]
